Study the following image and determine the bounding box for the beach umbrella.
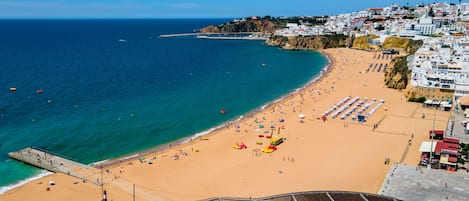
[298,114,305,119]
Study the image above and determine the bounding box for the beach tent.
[424,99,440,107]
[419,141,437,153]
[439,101,452,111]
[357,115,366,122]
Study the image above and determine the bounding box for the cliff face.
[200,20,276,33]
[384,56,410,90]
[383,38,423,90]
[382,37,423,54]
[352,36,370,49]
[266,35,352,50]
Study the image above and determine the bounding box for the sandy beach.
[0,48,450,201]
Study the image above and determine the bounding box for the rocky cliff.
[266,35,352,50]
[384,56,410,90]
[382,37,423,54]
[200,20,276,33]
[384,38,423,91]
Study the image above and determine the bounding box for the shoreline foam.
[0,170,52,195]
[0,50,330,190]
[96,49,330,168]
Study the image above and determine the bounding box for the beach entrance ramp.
[8,147,101,185]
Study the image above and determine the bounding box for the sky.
[0,0,464,19]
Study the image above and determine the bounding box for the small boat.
[36,89,43,94]
[118,39,127,42]
[9,87,16,91]
[262,63,266,67]
[220,109,226,115]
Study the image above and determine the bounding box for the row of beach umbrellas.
[332,96,359,119]
[341,98,369,120]
[322,96,351,117]
[365,99,385,119]
[357,98,375,116]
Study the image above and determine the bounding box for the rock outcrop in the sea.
[200,19,276,33]
[384,56,410,90]
[266,34,352,50]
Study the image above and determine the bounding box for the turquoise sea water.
[0,19,327,189]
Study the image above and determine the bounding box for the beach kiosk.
[357,115,366,122]
[429,130,444,140]
[419,141,438,166]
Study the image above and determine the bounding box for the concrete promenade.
[8,147,102,185]
[380,164,469,201]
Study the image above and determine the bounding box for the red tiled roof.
[435,142,460,155]
[429,130,444,134]
[443,137,460,144]
[448,156,458,163]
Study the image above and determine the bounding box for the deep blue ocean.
[0,19,326,189]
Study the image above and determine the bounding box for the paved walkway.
[380,164,469,201]
[9,147,101,185]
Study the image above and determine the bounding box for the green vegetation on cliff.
[200,19,276,33]
[200,16,329,34]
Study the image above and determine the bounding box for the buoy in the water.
[220,109,227,115]
[262,63,266,67]
[36,89,43,94]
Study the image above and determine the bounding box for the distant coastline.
[159,32,263,38]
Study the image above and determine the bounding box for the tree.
[429,7,435,17]
[375,24,385,31]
